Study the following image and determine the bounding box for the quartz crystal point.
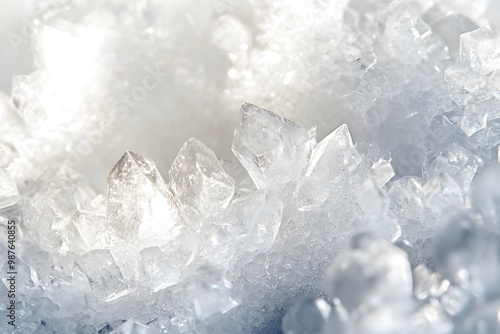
[460,28,500,75]
[169,138,235,222]
[296,124,361,210]
[185,266,238,320]
[232,102,315,193]
[74,249,130,302]
[107,151,177,241]
[324,233,413,313]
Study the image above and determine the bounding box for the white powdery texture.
[1,0,500,333]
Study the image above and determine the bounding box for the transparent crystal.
[70,211,109,250]
[369,158,395,187]
[460,27,500,75]
[111,319,150,334]
[232,102,315,193]
[296,124,361,210]
[107,151,177,241]
[169,138,235,222]
[140,225,198,292]
[74,249,131,302]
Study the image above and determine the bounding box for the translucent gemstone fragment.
[324,233,413,312]
[111,319,150,334]
[423,144,482,192]
[369,158,395,187]
[70,211,109,250]
[0,169,20,209]
[75,249,130,302]
[282,297,331,334]
[140,225,198,292]
[357,179,389,218]
[11,71,50,128]
[381,5,433,59]
[186,266,238,320]
[204,190,282,266]
[296,124,361,209]
[107,151,177,241]
[444,65,485,106]
[460,28,500,75]
[305,124,361,183]
[169,138,235,220]
[460,103,488,136]
[232,102,315,192]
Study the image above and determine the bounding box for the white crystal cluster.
[1,0,500,333]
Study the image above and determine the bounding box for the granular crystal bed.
[1,0,500,333]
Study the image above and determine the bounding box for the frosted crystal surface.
[460,28,500,75]
[185,266,238,320]
[107,151,177,242]
[232,102,315,194]
[2,0,500,333]
[74,249,131,302]
[169,138,235,222]
[140,225,198,292]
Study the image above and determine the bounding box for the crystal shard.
[140,225,198,292]
[232,102,315,193]
[460,28,500,75]
[295,124,361,210]
[169,138,235,221]
[185,266,238,320]
[111,319,150,334]
[107,151,177,241]
[74,249,130,302]
[0,169,20,209]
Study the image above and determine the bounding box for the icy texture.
[107,151,177,242]
[74,249,131,302]
[2,0,500,333]
[232,102,315,194]
[460,28,500,75]
[169,138,235,222]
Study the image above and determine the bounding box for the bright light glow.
[42,25,103,86]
